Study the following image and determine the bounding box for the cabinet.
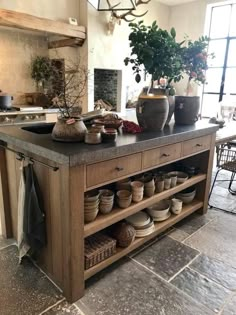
[0,130,216,303]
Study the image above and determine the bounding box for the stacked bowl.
[84,190,100,222]
[147,200,171,221]
[126,211,155,237]
[131,181,144,202]
[176,186,196,204]
[99,189,114,214]
[143,175,155,197]
[116,190,132,208]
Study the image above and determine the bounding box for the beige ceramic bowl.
[147,200,170,218]
[167,171,188,184]
[84,190,100,201]
[117,190,132,199]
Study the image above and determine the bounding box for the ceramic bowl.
[116,179,131,191]
[178,186,196,197]
[117,198,132,209]
[117,190,132,200]
[167,171,188,183]
[147,200,170,218]
[84,190,100,201]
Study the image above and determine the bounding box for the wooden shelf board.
[84,174,206,238]
[0,9,86,40]
[84,199,203,280]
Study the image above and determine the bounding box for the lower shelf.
[84,199,203,280]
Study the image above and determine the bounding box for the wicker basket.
[84,233,117,270]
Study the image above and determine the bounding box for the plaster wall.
[0,0,82,106]
[87,1,170,112]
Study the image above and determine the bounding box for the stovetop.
[0,107,20,112]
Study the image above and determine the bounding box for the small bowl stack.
[176,186,196,204]
[167,171,189,184]
[147,200,171,221]
[116,190,132,208]
[126,211,155,237]
[99,189,114,214]
[84,190,100,222]
[131,181,144,202]
[143,175,155,197]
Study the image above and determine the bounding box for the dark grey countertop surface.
[0,121,219,166]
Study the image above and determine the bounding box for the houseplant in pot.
[51,59,88,142]
[174,36,214,125]
[124,21,184,130]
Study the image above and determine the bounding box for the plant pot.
[174,96,200,125]
[142,88,175,126]
[52,117,87,142]
[136,94,169,131]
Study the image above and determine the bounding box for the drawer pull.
[196,144,203,147]
[115,166,124,171]
[162,153,170,157]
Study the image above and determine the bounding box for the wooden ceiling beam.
[0,9,86,40]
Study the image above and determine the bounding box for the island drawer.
[182,135,211,156]
[86,153,142,188]
[142,143,182,170]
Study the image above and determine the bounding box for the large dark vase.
[142,87,175,125]
[174,96,200,125]
[136,95,169,131]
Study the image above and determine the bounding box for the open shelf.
[84,199,203,280]
[84,174,206,238]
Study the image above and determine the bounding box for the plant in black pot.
[124,20,184,130]
[174,36,214,125]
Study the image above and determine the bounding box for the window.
[202,2,236,117]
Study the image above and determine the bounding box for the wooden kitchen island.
[0,121,218,302]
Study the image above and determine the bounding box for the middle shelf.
[84,173,206,237]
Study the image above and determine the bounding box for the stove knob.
[4,117,10,122]
[35,115,40,119]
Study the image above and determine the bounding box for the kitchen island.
[0,121,218,302]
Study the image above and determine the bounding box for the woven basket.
[84,233,117,270]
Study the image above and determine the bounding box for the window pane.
[208,39,226,67]
[204,68,223,93]
[230,4,236,36]
[224,68,236,94]
[210,5,231,38]
[201,94,220,117]
[227,40,236,67]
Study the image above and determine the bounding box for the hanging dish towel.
[17,160,30,263]
[17,162,46,263]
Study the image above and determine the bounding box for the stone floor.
[1,171,236,314]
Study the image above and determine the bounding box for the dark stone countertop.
[0,121,219,166]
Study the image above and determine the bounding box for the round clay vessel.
[112,222,136,247]
[52,117,87,142]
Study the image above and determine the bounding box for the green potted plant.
[174,36,214,125]
[124,20,184,130]
[31,56,54,92]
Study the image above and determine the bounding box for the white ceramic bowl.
[147,200,170,218]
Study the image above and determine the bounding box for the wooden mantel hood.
[0,9,86,48]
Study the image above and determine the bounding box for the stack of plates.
[126,211,155,237]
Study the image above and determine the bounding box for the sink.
[21,123,55,134]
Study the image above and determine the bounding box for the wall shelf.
[84,199,203,280]
[0,9,86,48]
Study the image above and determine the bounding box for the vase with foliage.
[174,36,214,125]
[51,59,88,142]
[124,21,184,130]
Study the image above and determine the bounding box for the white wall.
[87,1,170,112]
[169,0,229,95]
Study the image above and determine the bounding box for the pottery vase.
[52,117,87,142]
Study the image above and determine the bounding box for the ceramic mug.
[171,198,183,214]
[155,177,164,193]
